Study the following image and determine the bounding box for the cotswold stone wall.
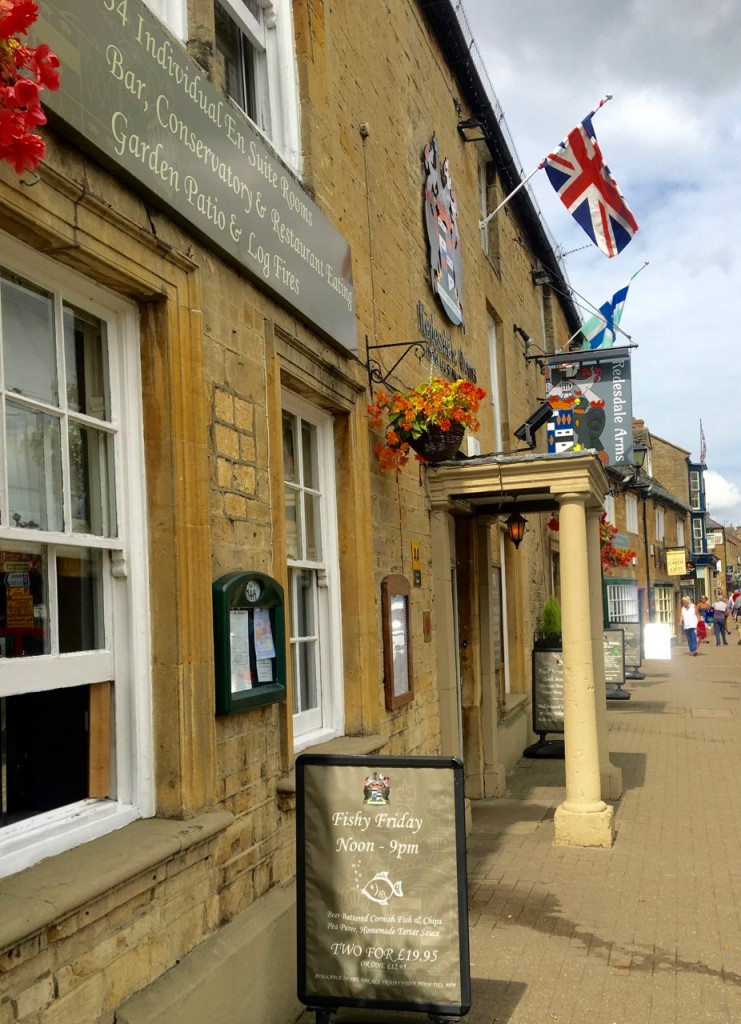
[0,1,576,1021]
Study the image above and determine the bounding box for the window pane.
[7,401,63,531]
[282,411,297,483]
[293,568,316,637]
[294,639,318,713]
[1,272,57,405]
[1,686,88,826]
[63,305,110,420]
[301,420,317,489]
[391,594,409,696]
[215,2,248,111]
[57,548,104,653]
[285,487,301,559]
[304,492,322,561]
[69,423,117,537]
[0,545,49,657]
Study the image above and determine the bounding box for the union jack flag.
[541,99,639,258]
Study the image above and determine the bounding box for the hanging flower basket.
[408,421,465,463]
[367,376,486,472]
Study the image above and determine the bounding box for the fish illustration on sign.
[361,871,404,906]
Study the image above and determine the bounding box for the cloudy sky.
[461,0,741,526]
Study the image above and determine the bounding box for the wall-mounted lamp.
[506,510,528,549]
[457,116,489,143]
[531,269,552,286]
[513,401,553,448]
[514,323,536,349]
[632,443,648,470]
[611,442,652,493]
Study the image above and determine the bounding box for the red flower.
[0,1,39,40]
[0,1,59,174]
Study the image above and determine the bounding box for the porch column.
[554,492,614,847]
[430,507,463,758]
[586,507,623,801]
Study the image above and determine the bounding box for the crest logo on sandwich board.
[423,136,464,327]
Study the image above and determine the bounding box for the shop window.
[215,0,300,168]
[282,393,343,746]
[653,584,675,629]
[0,236,151,876]
[605,580,639,624]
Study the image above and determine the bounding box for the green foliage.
[539,596,562,642]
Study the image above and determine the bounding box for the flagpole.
[478,94,614,231]
[555,260,649,352]
[479,165,540,230]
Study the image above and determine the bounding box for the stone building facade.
[603,421,691,637]
[0,2,592,1023]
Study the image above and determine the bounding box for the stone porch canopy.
[426,449,622,848]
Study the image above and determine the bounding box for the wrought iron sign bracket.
[365,335,427,392]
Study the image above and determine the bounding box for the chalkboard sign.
[532,648,564,735]
[612,620,641,670]
[603,629,626,686]
[296,754,471,1018]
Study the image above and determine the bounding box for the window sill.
[276,733,387,808]
[500,692,529,722]
[0,810,233,953]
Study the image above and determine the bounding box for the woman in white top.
[679,596,699,656]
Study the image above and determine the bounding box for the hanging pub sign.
[423,137,464,328]
[32,0,356,355]
[296,753,471,1020]
[543,347,635,468]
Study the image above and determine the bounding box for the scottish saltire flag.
[541,97,639,257]
[580,267,643,350]
[700,421,707,464]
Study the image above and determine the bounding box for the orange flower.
[367,376,486,472]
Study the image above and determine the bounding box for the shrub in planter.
[534,596,562,649]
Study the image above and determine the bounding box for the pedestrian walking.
[733,592,741,645]
[696,594,712,643]
[712,594,729,645]
[679,595,699,655]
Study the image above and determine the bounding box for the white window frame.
[144,0,187,40]
[0,234,152,877]
[625,494,638,534]
[689,470,701,510]
[655,506,665,542]
[677,518,685,548]
[604,493,616,526]
[282,391,343,750]
[487,317,502,453]
[605,580,639,623]
[216,0,301,170]
[478,164,489,254]
[653,584,674,629]
[692,517,704,552]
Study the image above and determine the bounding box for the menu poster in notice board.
[296,754,470,1018]
[532,649,564,735]
[603,629,626,686]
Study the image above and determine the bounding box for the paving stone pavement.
[295,638,741,1024]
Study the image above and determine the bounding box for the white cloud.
[461,0,741,509]
[705,471,741,526]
